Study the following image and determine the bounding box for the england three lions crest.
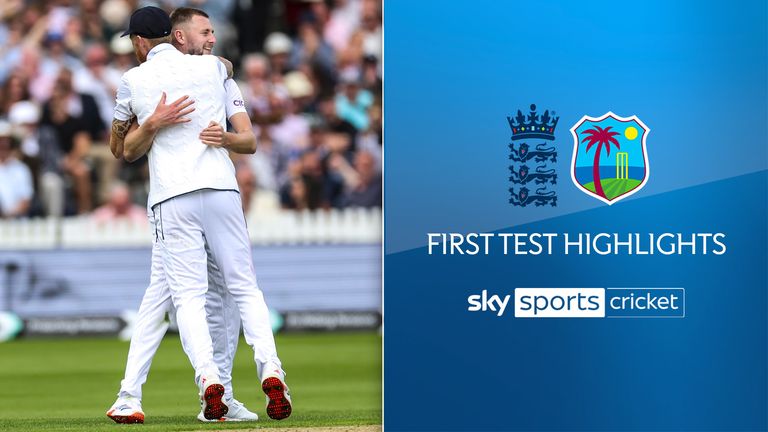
[570,112,649,205]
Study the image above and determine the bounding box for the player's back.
[124,44,236,209]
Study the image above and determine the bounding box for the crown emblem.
[507,104,559,141]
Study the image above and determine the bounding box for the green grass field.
[582,178,642,200]
[0,332,381,432]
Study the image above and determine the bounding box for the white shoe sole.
[106,409,144,424]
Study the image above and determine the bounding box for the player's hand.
[147,92,195,130]
[199,121,227,148]
[218,56,234,79]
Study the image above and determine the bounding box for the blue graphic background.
[385,0,766,253]
[384,0,767,430]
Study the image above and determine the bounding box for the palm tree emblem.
[570,112,649,205]
[581,125,620,199]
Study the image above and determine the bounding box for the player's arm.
[123,92,196,162]
[111,74,136,159]
[199,79,256,154]
[109,117,135,158]
[199,113,256,154]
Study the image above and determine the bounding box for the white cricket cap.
[100,0,132,29]
[110,33,134,55]
[8,101,41,125]
[284,71,314,99]
[264,32,293,55]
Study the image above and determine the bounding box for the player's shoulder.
[121,65,140,79]
[180,52,219,66]
[118,65,142,87]
[179,54,222,75]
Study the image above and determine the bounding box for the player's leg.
[203,244,236,400]
[199,247,257,422]
[156,192,227,420]
[200,190,281,372]
[201,190,291,420]
[222,288,241,394]
[119,246,171,399]
[108,214,172,424]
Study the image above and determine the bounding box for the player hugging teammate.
[105,6,291,424]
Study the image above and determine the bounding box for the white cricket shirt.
[114,44,246,209]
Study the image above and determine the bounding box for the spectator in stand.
[271,71,313,153]
[340,150,381,208]
[280,158,303,210]
[91,181,146,225]
[322,0,361,54]
[357,103,381,171]
[263,32,293,77]
[74,43,121,132]
[328,147,379,208]
[358,0,382,65]
[238,55,290,198]
[234,160,256,215]
[49,68,104,142]
[281,176,310,211]
[361,54,381,97]
[40,68,95,215]
[0,120,33,218]
[74,43,121,204]
[240,53,270,114]
[62,12,87,56]
[240,53,288,128]
[109,33,138,74]
[29,25,85,103]
[298,150,327,210]
[78,0,108,42]
[317,95,356,153]
[335,68,373,131]
[247,126,287,195]
[0,7,42,89]
[0,73,31,117]
[99,0,132,37]
[0,1,26,48]
[8,100,62,216]
[289,14,336,93]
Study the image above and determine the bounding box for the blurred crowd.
[0,0,382,221]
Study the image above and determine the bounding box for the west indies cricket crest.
[570,112,649,205]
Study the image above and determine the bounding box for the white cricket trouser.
[154,189,282,384]
[118,212,242,400]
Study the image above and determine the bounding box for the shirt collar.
[146,43,177,61]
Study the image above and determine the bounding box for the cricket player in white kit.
[106,6,291,423]
[106,8,263,423]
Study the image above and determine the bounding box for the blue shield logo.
[570,112,649,205]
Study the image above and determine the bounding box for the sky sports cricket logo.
[507,105,649,206]
[467,288,685,318]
